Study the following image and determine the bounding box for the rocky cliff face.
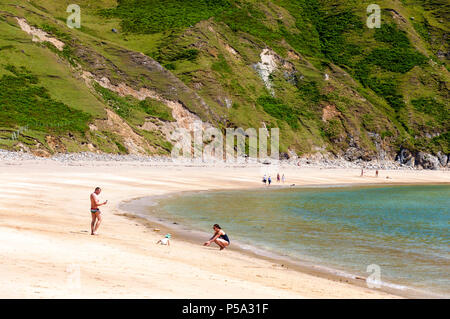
[396,149,449,170]
[0,1,448,168]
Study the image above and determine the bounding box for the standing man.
[90,187,107,235]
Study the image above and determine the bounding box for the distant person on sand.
[282,173,285,184]
[262,174,267,185]
[268,176,272,186]
[90,187,107,235]
[376,170,379,178]
[277,173,280,183]
[203,224,230,250]
[360,169,364,177]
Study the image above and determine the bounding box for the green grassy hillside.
[0,0,448,161]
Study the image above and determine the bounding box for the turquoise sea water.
[150,185,450,296]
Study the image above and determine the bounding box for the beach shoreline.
[119,186,448,299]
[1,159,448,298]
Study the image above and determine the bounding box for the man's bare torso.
[90,193,99,209]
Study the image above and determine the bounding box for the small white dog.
[156,233,171,246]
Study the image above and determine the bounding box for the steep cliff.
[0,0,448,168]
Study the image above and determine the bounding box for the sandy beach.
[0,159,448,298]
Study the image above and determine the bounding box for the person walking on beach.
[360,168,364,177]
[281,173,285,184]
[90,187,107,235]
[204,224,230,250]
[262,174,267,185]
[376,170,379,178]
[277,173,280,183]
[268,176,272,186]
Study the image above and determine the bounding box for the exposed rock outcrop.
[16,18,65,51]
[93,109,155,155]
[436,151,449,167]
[396,149,449,169]
[252,48,296,94]
[415,152,440,170]
[396,148,415,167]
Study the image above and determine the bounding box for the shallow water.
[150,184,450,296]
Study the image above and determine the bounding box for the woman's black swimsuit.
[219,233,230,243]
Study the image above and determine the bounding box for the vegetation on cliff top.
[0,0,448,158]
